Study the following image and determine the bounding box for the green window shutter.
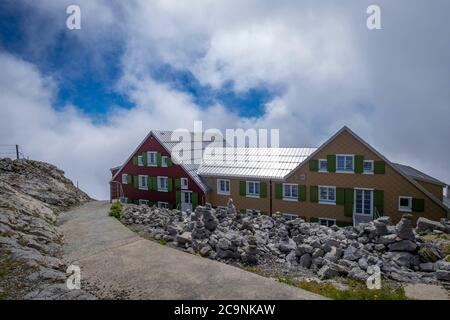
[374,161,385,174]
[132,156,138,166]
[127,175,132,184]
[310,217,319,223]
[147,176,152,189]
[327,155,336,172]
[298,185,306,201]
[168,178,173,192]
[275,183,282,199]
[133,199,139,205]
[127,198,133,204]
[192,192,198,209]
[168,203,173,210]
[167,158,173,167]
[336,187,345,205]
[239,181,246,196]
[336,220,352,227]
[149,176,156,191]
[149,201,156,207]
[142,152,147,166]
[344,188,354,217]
[157,152,162,166]
[176,191,181,208]
[175,178,181,189]
[133,176,139,188]
[310,186,318,203]
[309,159,318,172]
[412,198,425,212]
[374,190,384,214]
[355,155,364,173]
[260,182,267,198]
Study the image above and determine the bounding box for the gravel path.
[59,201,325,300]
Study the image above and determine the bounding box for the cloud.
[1,0,449,200]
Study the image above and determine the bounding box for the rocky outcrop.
[122,200,450,285]
[0,158,94,299]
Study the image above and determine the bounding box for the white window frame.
[139,199,149,206]
[137,155,144,166]
[217,179,230,195]
[398,196,413,212]
[181,178,189,190]
[363,160,374,174]
[336,154,354,173]
[318,185,336,205]
[319,218,336,227]
[138,175,148,190]
[161,156,168,167]
[318,159,328,173]
[354,188,374,215]
[157,176,168,192]
[283,183,298,201]
[158,201,169,209]
[147,151,157,167]
[246,181,260,198]
[283,213,298,221]
[122,173,128,184]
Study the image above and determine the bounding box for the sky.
[0,0,449,199]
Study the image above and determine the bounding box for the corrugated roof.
[198,147,317,180]
[393,163,445,186]
[152,130,226,191]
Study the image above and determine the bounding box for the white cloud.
[1,0,449,199]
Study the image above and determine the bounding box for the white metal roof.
[393,163,445,186]
[197,147,317,180]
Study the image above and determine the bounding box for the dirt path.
[58,201,325,300]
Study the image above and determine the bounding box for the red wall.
[110,134,205,207]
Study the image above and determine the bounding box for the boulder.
[348,267,368,282]
[395,214,415,241]
[299,253,312,269]
[388,240,417,252]
[373,216,391,236]
[317,265,339,279]
[419,262,436,272]
[418,243,443,263]
[343,246,362,261]
[416,217,447,233]
[176,232,192,246]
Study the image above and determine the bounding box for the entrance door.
[181,191,192,212]
[353,189,373,225]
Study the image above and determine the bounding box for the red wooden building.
[110,130,217,211]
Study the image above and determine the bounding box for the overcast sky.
[0,0,449,199]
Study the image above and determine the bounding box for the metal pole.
[15,145,19,159]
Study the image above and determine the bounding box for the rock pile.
[122,200,450,285]
[0,158,94,299]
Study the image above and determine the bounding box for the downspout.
[269,180,273,216]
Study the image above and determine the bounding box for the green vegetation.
[277,276,407,300]
[421,233,449,241]
[442,244,450,256]
[157,238,167,245]
[244,266,259,273]
[109,202,123,219]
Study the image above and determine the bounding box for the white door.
[353,189,374,225]
[181,191,192,212]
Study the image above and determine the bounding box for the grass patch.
[157,238,167,245]
[109,202,123,219]
[244,266,259,273]
[442,244,450,256]
[277,276,407,300]
[422,233,449,241]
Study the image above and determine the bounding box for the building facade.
[111,127,449,225]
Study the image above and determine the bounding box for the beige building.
[199,127,448,226]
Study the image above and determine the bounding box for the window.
[246,181,260,197]
[283,184,298,200]
[283,213,298,221]
[147,151,157,166]
[319,159,328,172]
[246,209,260,216]
[355,189,373,215]
[336,154,354,172]
[161,156,168,167]
[157,176,168,191]
[181,178,189,190]
[398,196,412,212]
[138,175,148,190]
[319,218,336,227]
[122,174,128,184]
[319,186,336,204]
[363,160,374,174]
[139,199,149,206]
[120,197,128,204]
[217,179,230,195]
[137,155,144,166]
[158,201,169,209]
